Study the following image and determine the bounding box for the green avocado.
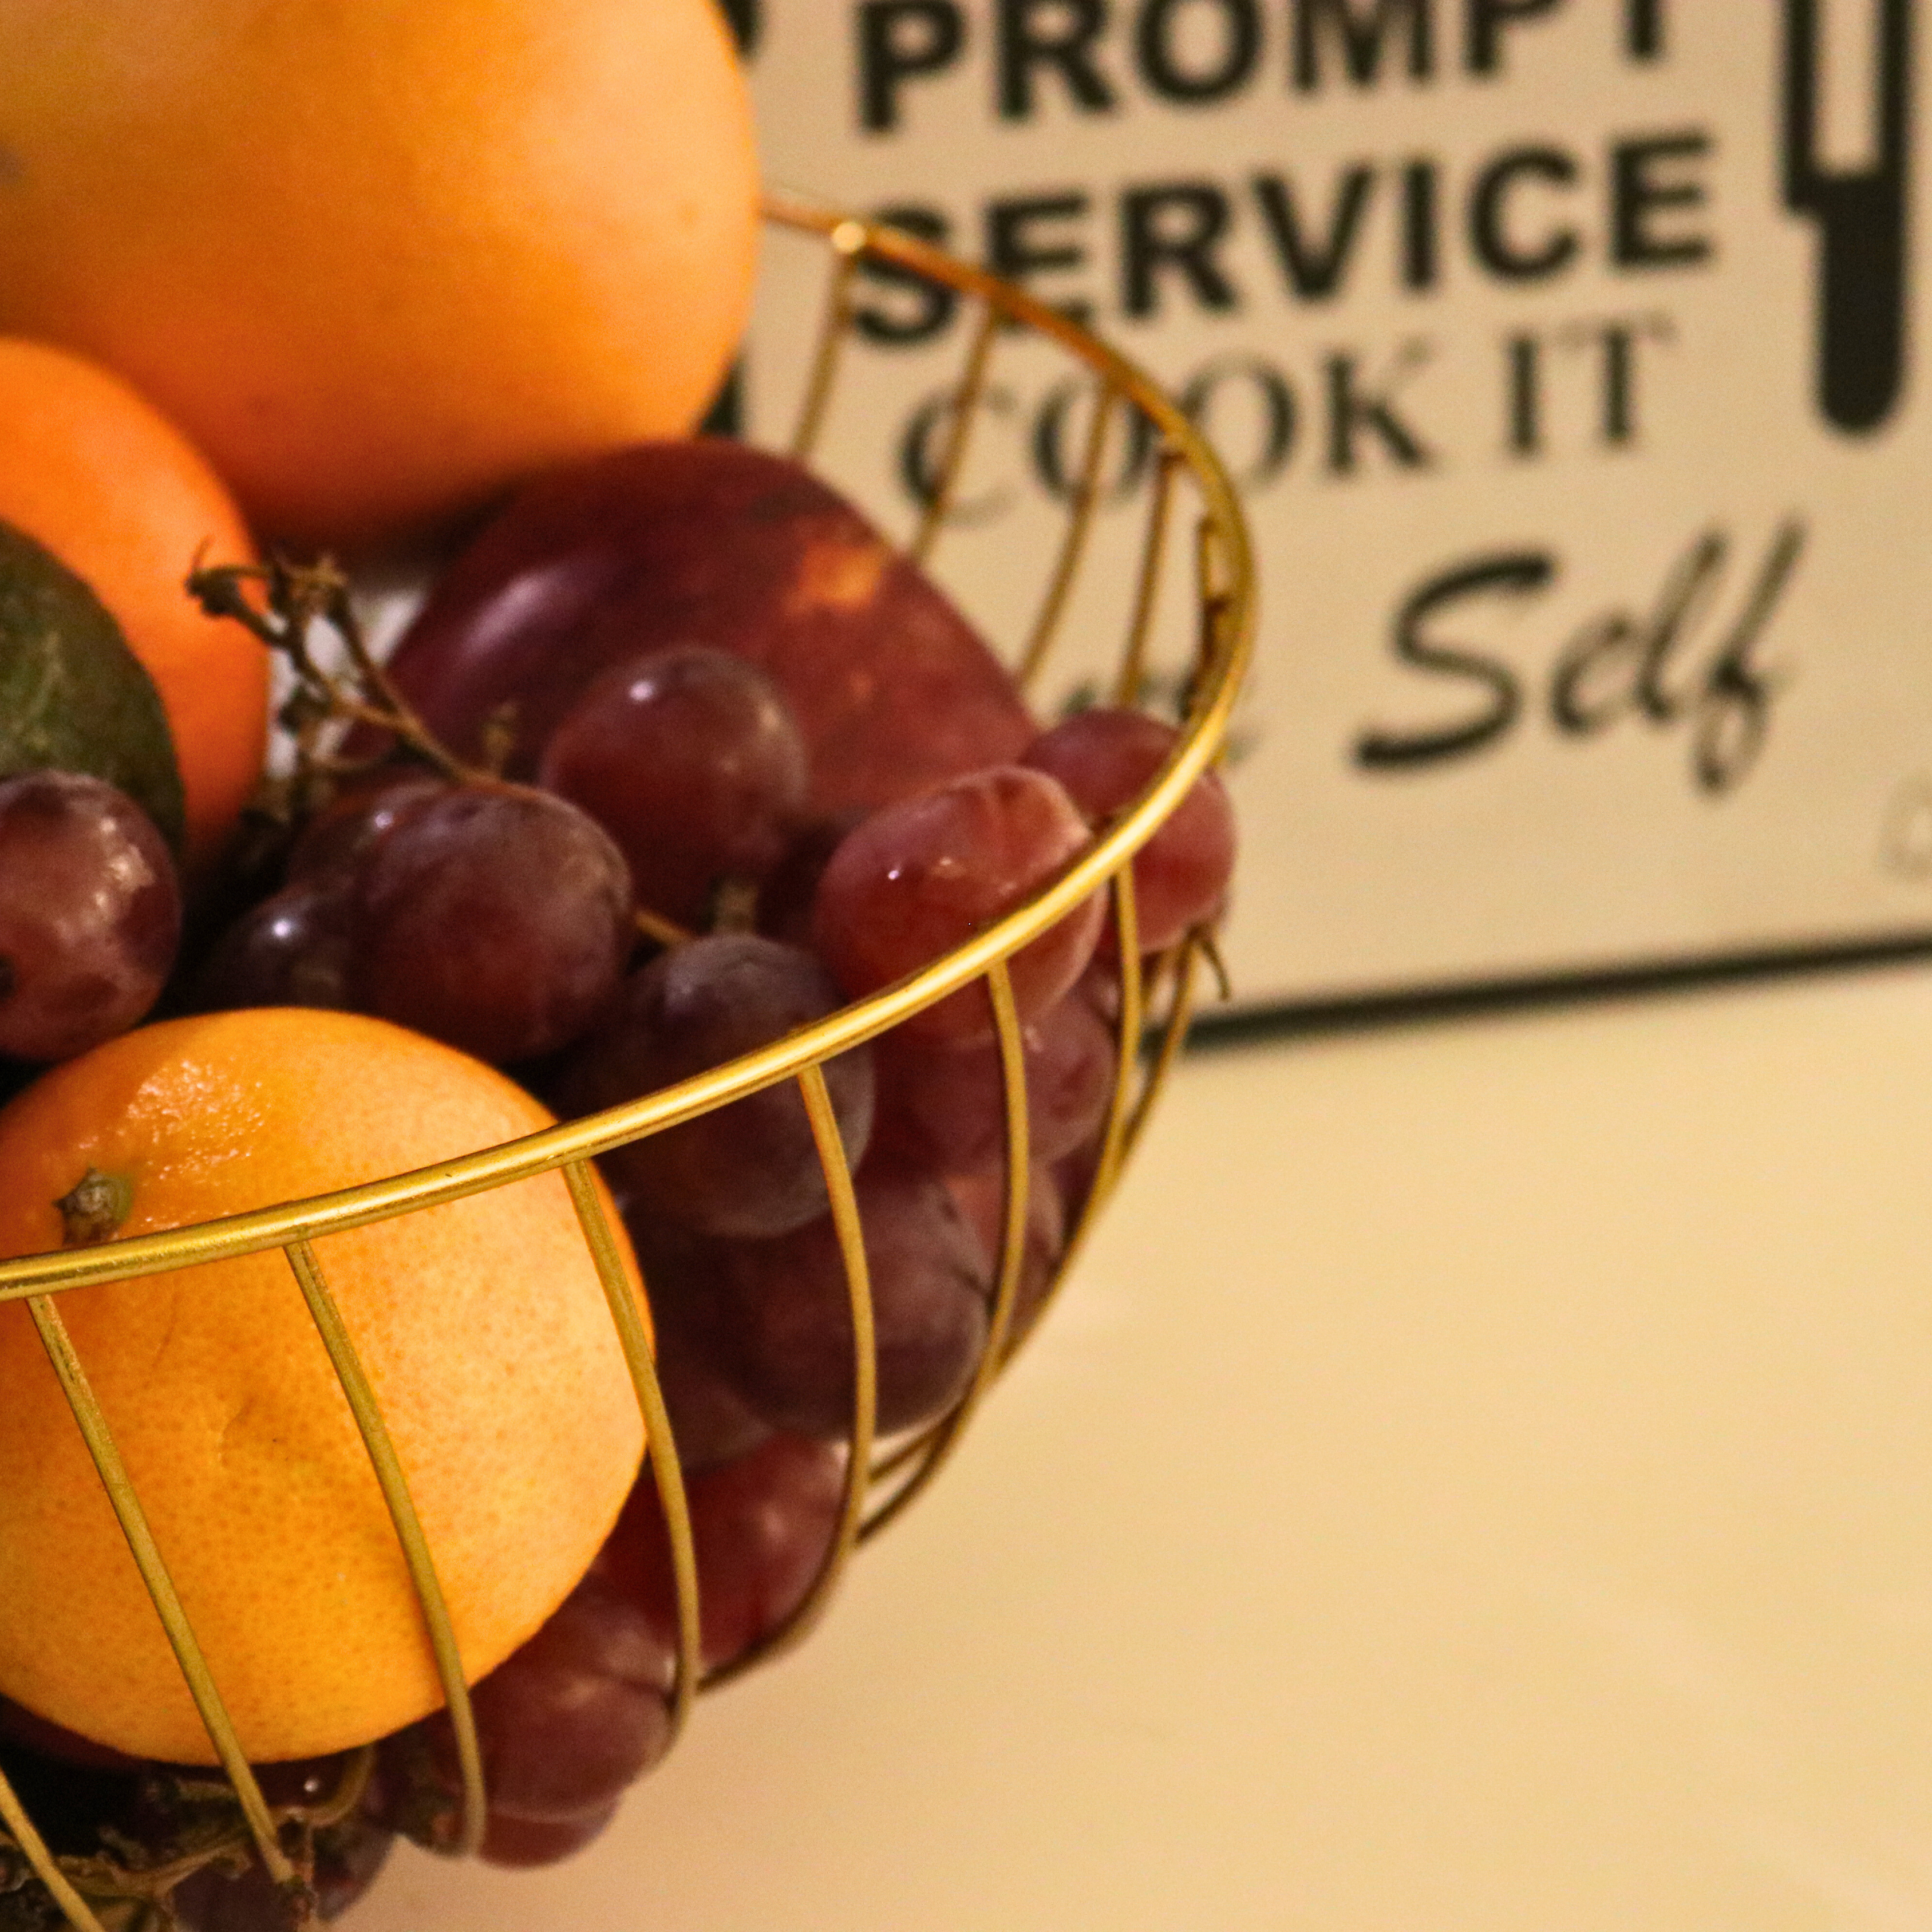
[0,517,185,854]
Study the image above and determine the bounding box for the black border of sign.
[1188,928,1932,1047]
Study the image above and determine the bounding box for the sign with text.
[738,0,1929,1016]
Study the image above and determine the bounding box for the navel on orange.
[0,1008,646,1765]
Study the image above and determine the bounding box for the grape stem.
[1196,927,1231,1002]
[635,905,695,951]
[187,557,476,787]
[189,558,742,966]
[0,1745,375,1928]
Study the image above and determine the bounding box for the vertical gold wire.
[862,963,1029,1538]
[1036,866,1146,1310]
[789,220,866,464]
[281,1239,487,1856]
[703,1064,874,1688]
[1116,440,1178,709]
[1086,864,1145,1214]
[910,299,999,564]
[22,1295,293,1888]
[0,1763,108,1932]
[1191,511,1235,704]
[559,1163,702,1735]
[1017,381,1117,695]
[1123,933,1203,1162]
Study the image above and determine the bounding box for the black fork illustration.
[1783,0,1912,433]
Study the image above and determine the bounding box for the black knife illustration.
[1782,0,1911,434]
[720,0,759,56]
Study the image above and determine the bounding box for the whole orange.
[0,338,264,871]
[0,1009,647,1765]
[0,0,760,555]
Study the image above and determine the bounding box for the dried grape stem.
[186,558,475,785]
[635,906,695,950]
[0,1748,374,1927]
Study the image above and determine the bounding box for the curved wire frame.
[0,195,1257,1931]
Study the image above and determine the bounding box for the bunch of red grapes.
[0,442,1235,1929]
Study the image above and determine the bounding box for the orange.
[0,338,265,872]
[0,0,761,556]
[0,1009,646,1765]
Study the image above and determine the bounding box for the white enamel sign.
[737,0,1927,1017]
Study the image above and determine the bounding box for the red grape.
[623,1212,780,1473]
[167,1811,394,1929]
[373,441,1036,813]
[1055,1134,1107,1232]
[370,1571,674,1852]
[948,1163,1069,1346]
[161,1857,289,1932]
[646,1313,773,1474]
[650,1161,991,1439]
[478,1801,619,1870]
[1021,708,1235,952]
[190,879,355,1013]
[283,769,448,886]
[756,811,862,950]
[811,767,1104,1046]
[874,991,1115,1177]
[1073,952,1125,1029]
[0,771,180,1061]
[560,934,873,1240]
[539,645,808,929]
[311,1812,397,1919]
[596,1433,846,1673]
[452,1576,674,1823]
[348,781,634,1064]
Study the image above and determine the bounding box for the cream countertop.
[358,957,1932,1931]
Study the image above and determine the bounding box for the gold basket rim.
[0,196,1257,1305]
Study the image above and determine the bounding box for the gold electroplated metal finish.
[788,219,866,463]
[0,196,1255,1929]
[23,1293,295,1887]
[859,959,1029,1540]
[702,1063,876,1690]
[1119,443,1179,709]
[285,1236,489,1857]
[562,1161,706,1736]
[1017,380,1116,696]
[910,299,1001,565]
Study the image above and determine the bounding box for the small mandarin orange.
[0,338,264,871]
[0,1008,647,1764]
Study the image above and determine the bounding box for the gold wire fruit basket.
[0,196,1255,1929]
